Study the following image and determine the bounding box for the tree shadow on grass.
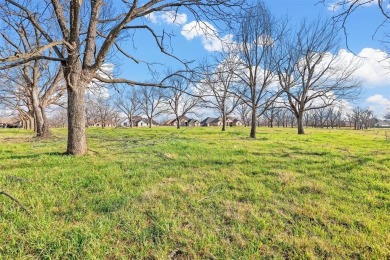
[5,152,67,160]
[0,152,69,171]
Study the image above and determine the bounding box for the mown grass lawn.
[0,126,389,259]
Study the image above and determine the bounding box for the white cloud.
[160,11,187,25]
[256,35,274,47]
[181,21,215,40]
[181,21,234,52]
[323,48,390,88]
[327,3,341,11]
[146,13,158,24]
[355,48,390,87]
[327,0,376,12]
[337,99,354,117]
[366,94,390,118]
[367,94,390,106]
[146,11,187,25]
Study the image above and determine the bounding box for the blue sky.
[115,1,390,118]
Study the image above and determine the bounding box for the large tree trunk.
[249,107,257,138]
[67,86,87,155]
[31,91,46,137]
[297,113,305,135]
[40,106,50,137]
[129,115,133,128]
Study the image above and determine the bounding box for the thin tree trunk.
[176,115,180,129]
[249,107,257,138]
[28,115,34,130]
[33,111,37,133]
[222,112,226,131]
[67,86,87,155]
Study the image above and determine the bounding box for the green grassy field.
[0,127,389,259]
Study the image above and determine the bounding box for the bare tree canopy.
[229,1,286,138]
[0,11,65,137]
[140,86,168,128]
[0,0,244,155]
[277,17,361,134]
[163,73,200,129]
[86,90,118,129]
[199,56,241,131]
[114,87,141,128]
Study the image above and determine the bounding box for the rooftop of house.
[0,117,20,124]
[376,120,390,125]
[201,117,219,124]
[188,118,199,123]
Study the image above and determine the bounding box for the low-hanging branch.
[0,190,31,215]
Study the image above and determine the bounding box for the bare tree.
[86,90,117,129]
[0,0,244,155]
[115,87,141,128]
[315,108,329,128]
[326,106,343,128]
[0,17,65,137]
[263,102,279,128]
[236,103,251,127]
[349,107,374,129]
[200,57,241,131]
[164,74,200,129]
[140,87,167,128]
[277,18,361,134]
[0,64,64,135]
[49,107,68,128]
[231,1,286,138]
[281,108,291,127]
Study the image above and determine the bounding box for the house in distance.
[200,117,243,127]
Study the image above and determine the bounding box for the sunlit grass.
[0,126,389,258]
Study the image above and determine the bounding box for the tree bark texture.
[67,85,87,155]
[297,113,305,135]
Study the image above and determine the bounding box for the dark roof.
[133,118,148,124]
[201,117,219,124]
[188,118,199,124]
